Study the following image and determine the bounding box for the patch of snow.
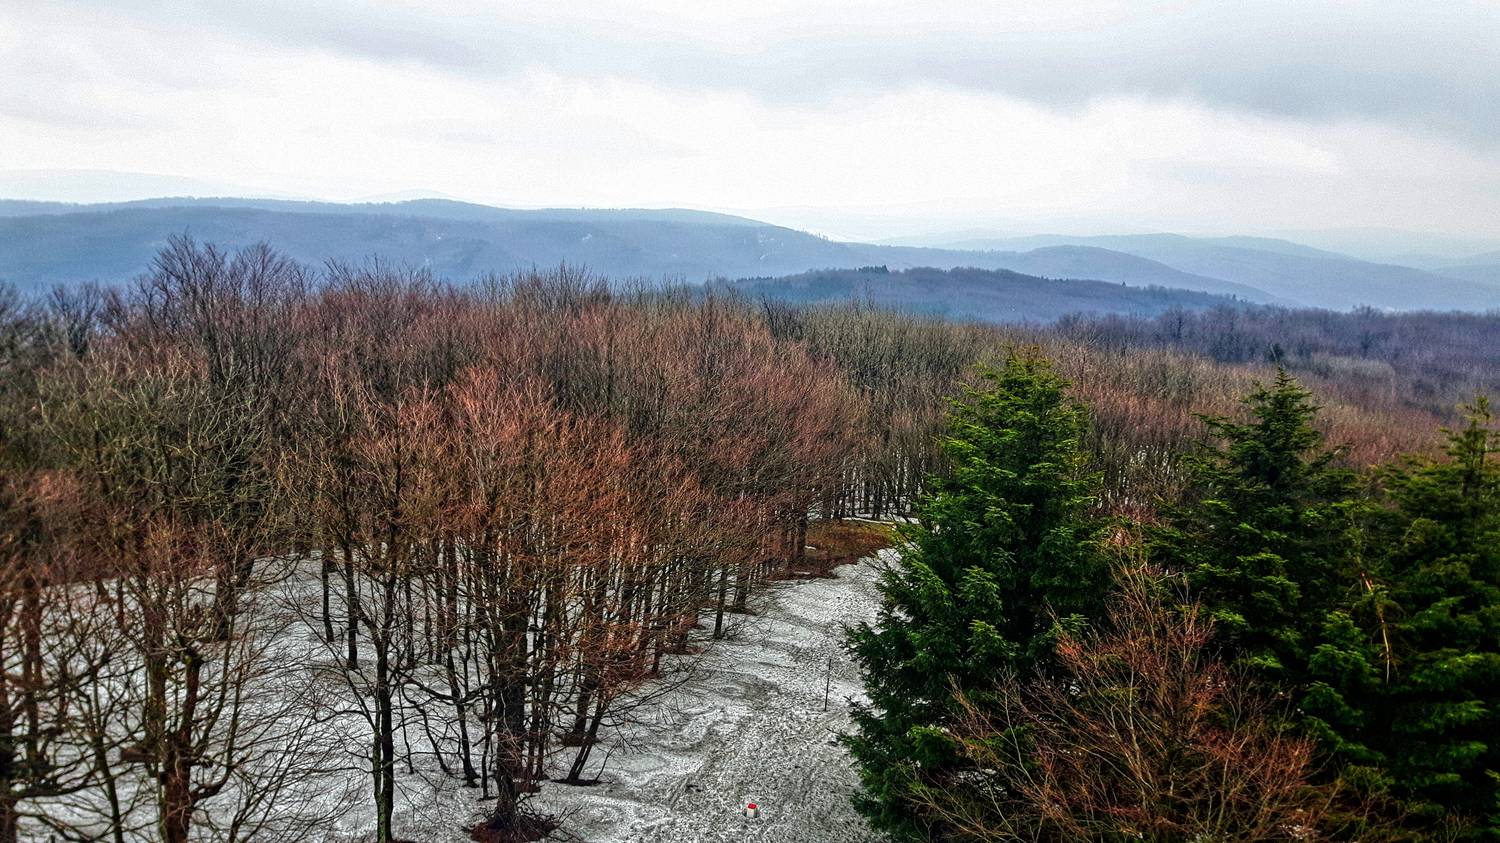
[531,550,891,842]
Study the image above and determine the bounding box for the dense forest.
[1058,305,1500,417]
[0,238,1497,840]
[847,359,1500,841]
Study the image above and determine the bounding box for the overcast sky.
[3,0,1499,242]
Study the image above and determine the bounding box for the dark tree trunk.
[342,544,359,670]
[374,638,395,843]
[564,689,609,783]
[320,549,335,644]
[712,565,729,639]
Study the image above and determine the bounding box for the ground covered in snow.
[528,551,890,843]
[310,551,891,843]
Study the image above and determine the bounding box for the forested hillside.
[0,199,1083,293]
[1057,305,1500,417]
[720,265,1243,323]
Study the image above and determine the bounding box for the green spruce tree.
[1152,370,1364,678]
[1378,398,1500,830]
[1150,371,1395,779]
[844,351,1109,839]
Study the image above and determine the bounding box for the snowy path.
[532,551,890,842]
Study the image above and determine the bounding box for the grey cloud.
[65,0,1498,144]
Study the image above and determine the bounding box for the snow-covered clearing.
[529,551,890,843]
[23,551,891,841]
[310,550,891,843]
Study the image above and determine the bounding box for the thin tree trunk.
[374,639,395,843]
[342,544,359,670]
[320,549,335,644]
[712,566,729,639]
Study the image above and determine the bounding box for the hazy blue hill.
[1440,261,1500,287]
[940,233,1498,310]
[0,200,82,216]
[0,202,1052,291]
[0,200,1267,298]
[1106,240,1500,311]
[0,204,866,291]
[719,265,1241,324]
[1192,235,1354,260]
[945,232,1346,261]
[937,244,1276,303]
[3,199,1492,312]
[0,207,505,287]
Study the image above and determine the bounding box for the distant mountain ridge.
[0,197,1494,311]
[719,266,1241,324]
[1441,261,1500,287]
[943,233,1499,311]
[0,199,1264,299]
[943,233,1351,261]
[942,244,1276,303]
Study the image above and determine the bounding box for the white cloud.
[3,1,1498,239]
